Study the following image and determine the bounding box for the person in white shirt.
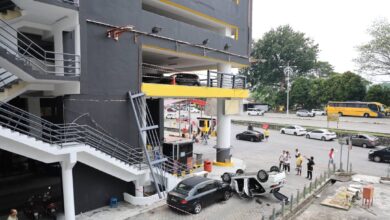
[283,151,291,174]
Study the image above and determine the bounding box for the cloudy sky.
[252,0,390,79]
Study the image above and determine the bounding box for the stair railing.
[0,18,80,77]
[0,101,143,167]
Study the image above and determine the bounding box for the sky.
[252,0,390,82]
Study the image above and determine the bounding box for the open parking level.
[232,113,390,134]
[130,124,389,220]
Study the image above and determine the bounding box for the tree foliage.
[283,72,368,110]
[245,25,319,88]
[355,19,390,76]
[243,25,335,108]
[365,84,390,106]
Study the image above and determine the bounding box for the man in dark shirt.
[305,156,315,180]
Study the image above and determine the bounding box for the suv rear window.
[174,183,193,195]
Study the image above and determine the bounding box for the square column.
[216,63,232,163]
[60,153,77,220]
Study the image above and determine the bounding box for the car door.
[384,148,390,161]
[243,132,252,141]
[195,182,218,207]
[312,130,321,139]
[285,126,294,134]
[350,135,358,146]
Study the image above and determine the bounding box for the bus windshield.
[368,104,379,112]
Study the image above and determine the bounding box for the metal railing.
[142,63,247,89]
[0,101,143,167]
[0,18,80,77]
[207,70,246,89]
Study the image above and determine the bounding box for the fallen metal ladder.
[128,91,167,198]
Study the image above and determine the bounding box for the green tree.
[290,77,313,109]
[355,19,390,76]
[246,25,319,88]
[365,84,390,106]
[321,72,367,102]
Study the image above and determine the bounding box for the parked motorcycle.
[24,186,58,220]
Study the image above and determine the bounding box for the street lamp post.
[283,63,293,115]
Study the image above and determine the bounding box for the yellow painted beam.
[142,83,249,99]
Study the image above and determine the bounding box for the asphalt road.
[232,113,390,134]
[165,111,390,134]
[131,124,390,220]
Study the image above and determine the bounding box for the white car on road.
[311,109,326,116]
[306,129,337,141]
[247,108,265,116]
[296,109,315,117]
[166,113,176,119]
[280,125,307,136]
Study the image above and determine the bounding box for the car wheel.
[364,113,370,118]
[236,135,240,140]
[193,203,202,214]
[362,143,368,148]
[257,170,269,183]
[223,191,232,201]
[294,132,297,136]
[338,112,343,117]
[222,172,232,183]
[306,134,310,139]
[281,130,285,134]
[270,166,280,172]
[374,156,381,162]
[250,137,254,142]
[321,136,326,141]
[236,169,245,175]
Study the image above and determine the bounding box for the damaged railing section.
[0,101,143,167]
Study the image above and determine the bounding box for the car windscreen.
[173,183,193,195]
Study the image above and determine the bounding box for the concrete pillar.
[54,29,64,74]
[216,63,232,163]
[135,180,144,197]
[60,153,76,220]
[74,22,81,75]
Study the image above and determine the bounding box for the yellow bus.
[326,101,385,118]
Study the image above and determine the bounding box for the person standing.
[295,148,300,158]
[296,153,303,176]
[279,151,285,170]
[7,209,18,220]
[328,148,335,170]
[305,156,315,180]
[264,128,270,142]
[284,151,291,174]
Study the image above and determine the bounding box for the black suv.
[167,176,231,214]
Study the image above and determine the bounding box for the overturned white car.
[221,166,287,200]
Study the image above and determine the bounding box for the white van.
[247,108,265,116]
